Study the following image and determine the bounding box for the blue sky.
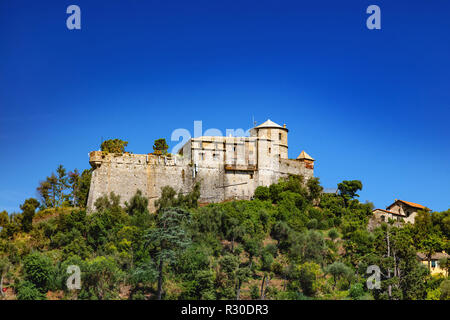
[0,0,449,213]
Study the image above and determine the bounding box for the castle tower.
[297,150,315,169]
[251,119,288,158]
[250,119,289,185]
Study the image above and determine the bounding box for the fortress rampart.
[87,120,315,212]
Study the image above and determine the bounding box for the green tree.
[55,165,70,207]
[271,221,292,250]
[289,230,327,266]
[82,256,123,299]
[217,253,254,300]
[254,186,270,201]
[37,165,72,208]
[145,207,191,300]
[22,252,53,292]
[225,217,245,253]
[20,198,40,232]
[306,177,323,203]
[349,282,365,300]
[69,169,92,208]
[440,280,450,300]
[328,228,339,241]
[126,190,149,216]
[128,259,158,299]
[296,262,323,297]
[337,180,363,207]
[235,266,251,300]
[155,184,200,212]
[16,281,46,300]
[419,233,444,270]
[153,138,169,155]
[37,174,56,208]
[259,251,274,299]
[125,190,152,228]
[438,257,450,277]
[0,211,9,228]
[101,139,128,153]
[325,261,353,289]
[243,236,262,271]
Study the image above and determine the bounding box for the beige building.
[372,199,429,224]
[87,120,315,212]
[417,252,449,276]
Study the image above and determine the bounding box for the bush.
[16,281,46,300]
[349,283,365,300]
[328,228,339,241]
[325,262,353,289]
[23,252,54,292]
[306,219,318,230]
[250,284,260,300]
[82,256,123,299]
[296,262,323,296]
[440,280,450,300]
[100,139,128,153]
[254,186,270,201]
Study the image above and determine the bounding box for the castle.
[86,119,315,212]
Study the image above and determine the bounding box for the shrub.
[306,219,318,230]
[23,252,54,292]
[328,228,339,241]
[100,139,128,153]
[440,280,450,300]
[16,281,46,300]
[254,186,270,201]
[250,284,260,300]
[349,283,365,300]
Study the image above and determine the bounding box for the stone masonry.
[86,120,315,213]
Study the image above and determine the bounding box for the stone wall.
[87,127,314,213]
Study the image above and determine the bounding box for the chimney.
[283,124,286,128]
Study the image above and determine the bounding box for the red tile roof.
[387,199,428,210]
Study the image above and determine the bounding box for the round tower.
[251,119,288,160]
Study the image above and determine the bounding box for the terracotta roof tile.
[387,199,428,210]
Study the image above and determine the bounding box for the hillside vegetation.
[0,167,449,300]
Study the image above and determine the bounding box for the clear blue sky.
[0,0,449,213]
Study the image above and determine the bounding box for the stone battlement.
[87,120,315,212]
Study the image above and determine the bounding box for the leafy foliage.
[1,173,448,301]
[101,139,128,153]
[153,138,169,155]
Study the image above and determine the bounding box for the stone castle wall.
[86,149,314,213]
[87,122,315,213]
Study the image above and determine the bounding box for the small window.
[279,133,282,140]
[268,147,271,154]
[200,153,205,161]
[431,260,436,268]
[250,173,253,179]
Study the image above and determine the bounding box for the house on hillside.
[384,199,430,224]
[417,252,449,276]
[370,199,430,227]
